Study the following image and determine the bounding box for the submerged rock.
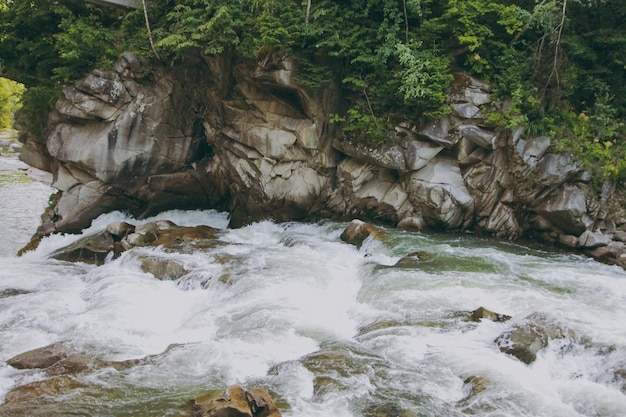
[495,312,575,364]
[362,402,418,417]
[132,253,189,280]
[2,376,83,404]
[393,251,434,268]
[0,288,31,298]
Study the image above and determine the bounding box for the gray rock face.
[19,53,626,266]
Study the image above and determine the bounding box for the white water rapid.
[1,155,625,416]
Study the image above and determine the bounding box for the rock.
[137,255,189,280]
[470,307,511,323]
[534,185,590,235]
[452,103,482,120]
[536,153,578,185]
[417,116,457,148]
[393,251,433,268]
[50,230,115,265]
[578,230,612,248]
[613,231,626,242]
[456,125,497,149]
[557,234,579,248]
[362,402,418,417]
[192,385,282,417]
[0,288,31,298]
[300,342,383,400]
[396,216,427,232]
[340,220,387,248]
[7,342,71,370]
[495,312,575,364]
[333,136,443,173]
[406,155,473,230]
[106,221,135,239]
[17,49,626,271]
[519,136,550,168]
[2,376,83,404]
[46,354,100,376]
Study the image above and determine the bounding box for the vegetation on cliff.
[0,0,624,180]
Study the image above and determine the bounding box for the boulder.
[192,385,282,417]
[340,220,387,248]
[7,342,71,370]
[534,185,590,235]
[495,312,575,364]
[578,230,612,248]
[135,254,189,280]
[50,230,116,265]
[470,307,511,323]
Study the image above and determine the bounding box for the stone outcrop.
[19,51,626,266]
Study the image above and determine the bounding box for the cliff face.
[19,52,626,266]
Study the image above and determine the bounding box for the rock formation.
[18,51,626,266]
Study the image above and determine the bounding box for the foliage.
[0,77,24,129]
[0,0,624,176]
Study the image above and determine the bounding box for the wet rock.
[7,342,71,370]
[362,402,418,417]
[45,354,100,376]
[50,230,115,265]
[456,375,495,414]
[106,220,135,239]
[192,385,282,417]
[0,288,31,298]
[340,219,388,248]
[300,342,383,399]
[495,312,575,364]
[2,376,83,404]
[462,375,490,399]
[470,307,511,323]
[393,251,434,268]
[136,254,189,280]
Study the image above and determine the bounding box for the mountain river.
[1,154,625,416]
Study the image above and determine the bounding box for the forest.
[0,0,624,182]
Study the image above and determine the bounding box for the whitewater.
[1,154,625,416]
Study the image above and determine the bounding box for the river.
[1,154,625,416]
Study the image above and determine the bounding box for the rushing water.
[1,155,626,416]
